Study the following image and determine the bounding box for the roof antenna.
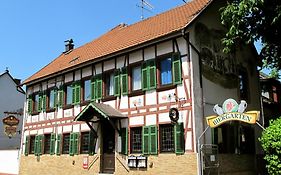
[136,0,154,20]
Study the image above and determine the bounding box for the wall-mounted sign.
[2,115,19,138]
[83,156,88,169]
[206,99,260,128]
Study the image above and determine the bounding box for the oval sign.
[222,99,238,113]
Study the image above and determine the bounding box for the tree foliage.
[259,117,281,175]
[220,0,281,74]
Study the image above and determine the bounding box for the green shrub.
[259,117,281,175]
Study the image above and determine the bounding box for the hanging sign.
[206,99,260,128]
[2,115,20,138]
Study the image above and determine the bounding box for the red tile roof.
[23,0,211,85]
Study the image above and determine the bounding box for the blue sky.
[0,0,267,82]
[0,0,183,81]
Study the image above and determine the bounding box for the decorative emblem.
[2,115,20,138]
[169,108,179,123]
[222,98,239,113]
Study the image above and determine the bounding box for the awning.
[74,102,127,136]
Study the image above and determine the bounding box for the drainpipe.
[182,28,205,175]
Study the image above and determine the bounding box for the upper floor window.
[34,94,40,112]
[83,79,91,101]
[160,57,172,85]
[66,85,73,105]
[239,68,249,100]
[105,72,114,96]
[132,66,142,91]
[48,89,56,109]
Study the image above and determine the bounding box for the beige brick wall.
[19,154,100,175]
[19,153,198,175]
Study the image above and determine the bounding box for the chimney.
[64,39,74,53]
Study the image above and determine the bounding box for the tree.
[259,117,281,174]
[220,0,281,77]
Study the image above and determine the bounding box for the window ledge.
[128,90,144,97]
[156,84,176,92]
[63,104,74,110]
[102,96,116,102]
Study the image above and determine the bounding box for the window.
[62,133,70,154]
[132,66,142,91]
[29,135,36,154]
[130,127,142,153]
[83,80,91,101]
[160,124,174,152]
[239,69,249,100]
[66,85,73,105]
[105,72,114,96]
[160,58,172,85]
[157,53,182,88]
[34,94,39,112]
[80,132,90,154]
[48,89,56,109]
[72,82,81,105]
[91,74,102,100]
[142,60,156,90]
[44,134,51,154]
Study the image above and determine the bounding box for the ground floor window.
[62,133,70,154]
[160,124,174,152]
[44,134,51,154]
[29,135,36,154]
[130,127,142,153]
[80,132,90,154]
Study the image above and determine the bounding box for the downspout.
[182,28,205,175]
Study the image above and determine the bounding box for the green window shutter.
[149,125,158,155]
[38,95,42,112]
[34,135,39,156]
[27,98,33,114]
[50,133,56,155]
[56,134,61,155]
[172,53,182,85]
[141,63,148,91]
[69,133,74,156]
[114,70,120,97]
[91,78,96,101]
[57,89,64,108]
[74,133,79,155]
[148,60,157,89]
[54,90,58,108]
[24,136,30,156]
[89,131,96,155]
[76,84,81,104]
[38,135,44,155]
[95,75,102,100]
[42,94,47,112]
[121,128,128,155]
[121,68,128,95]
[174,123,184,154]
[72,84,76,104]
[142,126,150,154]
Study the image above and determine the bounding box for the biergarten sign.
[206,99,260,128]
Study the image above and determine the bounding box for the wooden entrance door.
[101,120,115,173]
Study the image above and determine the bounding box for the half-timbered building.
[20,0,262,174]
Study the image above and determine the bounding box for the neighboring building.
[0,70,25,175]
[20,0,262,174]
[260,73,281,127]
